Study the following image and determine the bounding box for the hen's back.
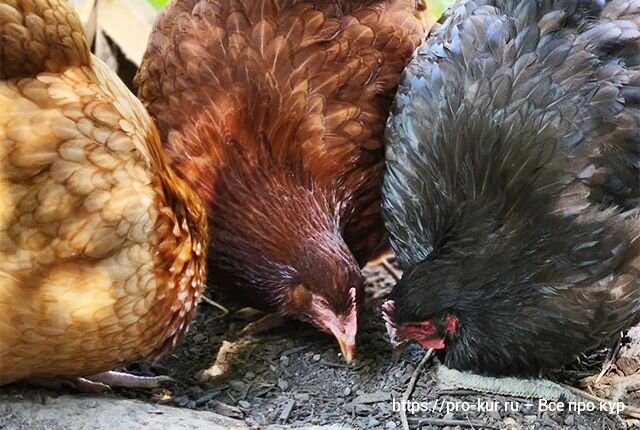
[383,0,640,267]
[136,0,425,183]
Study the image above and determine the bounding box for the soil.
[4,259,640,429]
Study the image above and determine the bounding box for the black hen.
[381,0,640,377]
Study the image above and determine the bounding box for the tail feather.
[0,0,90,80]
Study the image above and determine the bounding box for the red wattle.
[418,337,445,350]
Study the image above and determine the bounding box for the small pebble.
[542,412,560,426]
[280,356,290,367]
[187,386,204,398]
[565,415,575,426]
[367,418,380,428]
[503,417,517,428]
[343,387,352,396]
[229,380,246,391]
[238,400,251,409]
[192,333,207,343]
[312,354,321,362]
[195,392,217,406]
[487,409,501,420]
[173,395,189,407]
[278,379,290,391]
[355,405,373,415]
[385,421,397,429]
[378,404,391,414]
[244,371,256,380]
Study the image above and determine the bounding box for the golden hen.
[0,0,208,389]
[136,0,425,362]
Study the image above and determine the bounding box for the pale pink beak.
[312,288,358,363]
[331,328,356,364]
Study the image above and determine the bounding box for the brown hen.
[136,0,425,361]
[0,0,208,388]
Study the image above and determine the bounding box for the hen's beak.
[331,328,356,364]
[312,287,359,364]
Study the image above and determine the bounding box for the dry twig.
[380,258,402,282]
[400,349,434,430]
[200,295,229,318]
[595,334,623,384]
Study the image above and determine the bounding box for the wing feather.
[136,0,426,262]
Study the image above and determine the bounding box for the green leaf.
[148,0,167,10]
[429,0,453,19]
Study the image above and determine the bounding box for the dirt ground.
[5,261,640,429]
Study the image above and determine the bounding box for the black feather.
[382,0,640,376]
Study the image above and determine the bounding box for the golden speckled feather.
[0,0,208,385]
[136,0,425,361]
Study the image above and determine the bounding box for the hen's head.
[380,244,540,375]
[381,260,461,352]
[381,206,637,375]
[284,263,363,363]
[272,222,364,363]
[208,161,365,362]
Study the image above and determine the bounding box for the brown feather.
[136,0,424,345]
[0,0,208,384]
